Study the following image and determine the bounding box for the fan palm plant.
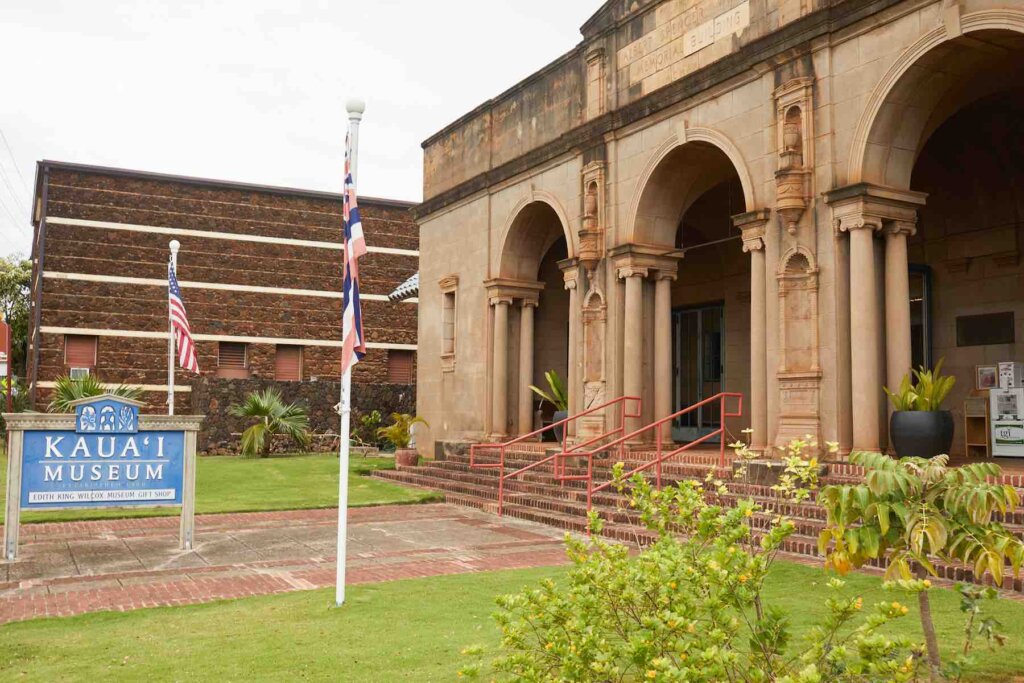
[47,374,143,413]
[229,388,310,458]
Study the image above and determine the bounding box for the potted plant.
[377,412,428,468]
[530,370,568,442]
[883,359,956,458]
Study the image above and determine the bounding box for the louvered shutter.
[65,335,97,368]
[275,345,302,381]
[387,350,414,383]
[216,342,249,379]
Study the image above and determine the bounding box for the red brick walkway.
[0,504,570,624]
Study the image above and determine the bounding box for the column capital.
[653,270,677,282]
[885,219,917,238]
[484,277,544,302]
[616,265,649,280]
[489,295,514,307]
[824,183,926,236]
[520,298,539,308]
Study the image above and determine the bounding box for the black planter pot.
[889,410,954,459]
[552,410,569,444]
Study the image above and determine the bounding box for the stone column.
[847,220,881,451]
[745,236,768,451]
[517,300,537,436]
[654,272,675,440]
[619,266,648,436]
[884,222,915,394]
[564,269,581,436]
[491,297,512,438]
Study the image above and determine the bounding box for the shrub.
[229,388,310,458]
[884,360,956,412]
[462,467,941,682]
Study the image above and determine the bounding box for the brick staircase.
[374,444,1024,593]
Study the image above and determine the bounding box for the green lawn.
[0,453,441,524]
[2,562,1023,681]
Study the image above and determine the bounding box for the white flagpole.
[336,98,364,607]
[167,239,180,416]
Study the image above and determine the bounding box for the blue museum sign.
[19,396,185,509]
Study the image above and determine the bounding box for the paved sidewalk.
[0,504,570,624]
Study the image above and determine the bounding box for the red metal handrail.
[569,392,744,514]
[469,395,642,516]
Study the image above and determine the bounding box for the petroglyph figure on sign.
[118,405,136,432]
[79,405,97,432]
[99,406,116,432]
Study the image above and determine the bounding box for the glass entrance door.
[671,304,724,443]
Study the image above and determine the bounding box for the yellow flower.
[669,581,677,590]
[647,671,657,679]
[744,509,753,518]
[854,598,863,610]
[738,574,749,584]
[901,606,909,615]
[923,580,932,588]
[892,601,902,610]
[545,643,554,650]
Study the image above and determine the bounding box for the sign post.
[3,394,202,561]
[0,321,10,414]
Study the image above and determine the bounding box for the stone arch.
[627,127,757,247]
[497,192,573,280]
[849,9,1024,188]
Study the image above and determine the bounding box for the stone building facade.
[26,161,418,449]
[415,0,1024,457]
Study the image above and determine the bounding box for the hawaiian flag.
[341,134,367,375]
[168,261,200,373]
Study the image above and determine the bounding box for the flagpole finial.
[169,239,180,255]
[346,99,365,121]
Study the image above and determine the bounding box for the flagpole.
[336,98,364,607]
[167,240,180,416]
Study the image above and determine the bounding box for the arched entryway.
[624,138,763,445]
[489,200,572,438]
[833,25,1024,454]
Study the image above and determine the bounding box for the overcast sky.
[0,0,598,257]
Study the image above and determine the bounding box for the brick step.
[380,472,1024,593]
[444,453,734,482]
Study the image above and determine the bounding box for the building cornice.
[416,0,907,220]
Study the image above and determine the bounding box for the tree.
[0,255,31,377]
[47,374,143,412]
[819,451,1024,679]
[229,388,310,457]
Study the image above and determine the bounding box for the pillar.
[564,270,581,435]
[517,300,537,436]
[619,266,647,436]
[884,223,914,394]
[746,239,768,451]
[654,273,674,440]
[491,297,512,438]
[848,221,881,451]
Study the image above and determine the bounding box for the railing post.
[719,396,726,469]
[656,427,663,490]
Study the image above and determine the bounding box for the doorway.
[672,303,724,443]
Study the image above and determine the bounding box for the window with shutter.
[275,345,302,381]
[65,335,97,371]
[387,350,415,384]
[217,342,249,379]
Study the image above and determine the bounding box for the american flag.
[168,261,200,373]
[341,134,367,375]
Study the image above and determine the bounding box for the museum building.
[412,0,1024,458]
[25,161,419,448]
